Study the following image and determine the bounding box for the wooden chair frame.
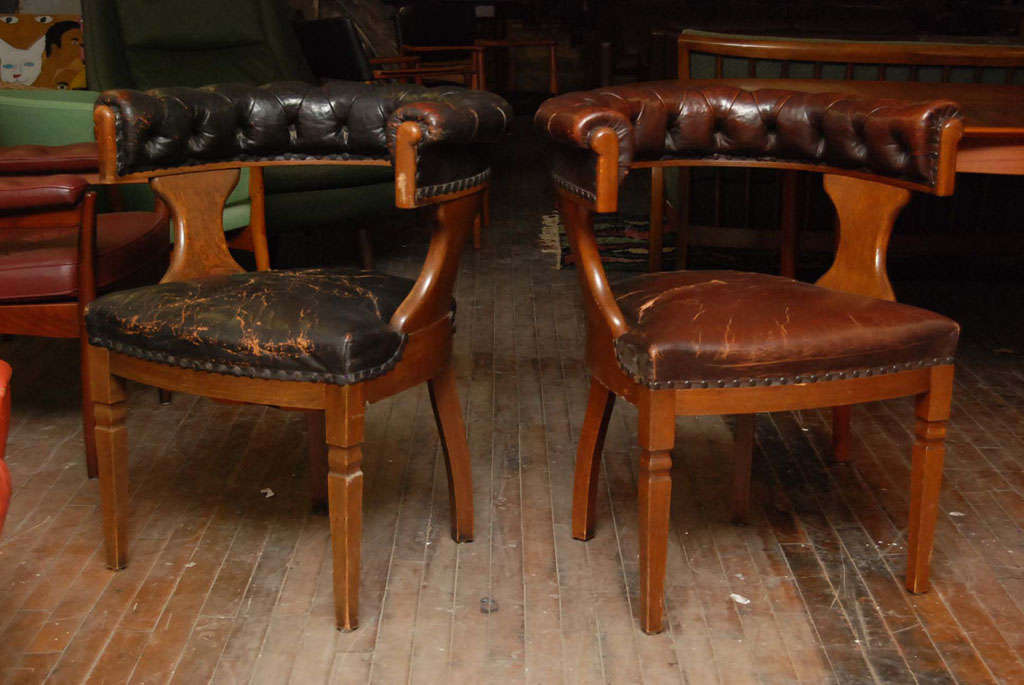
[90,108,484,630]
[651,32,1024,277]
[561,121,962,633]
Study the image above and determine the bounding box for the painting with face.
[0,14,84,88]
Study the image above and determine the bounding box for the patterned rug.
[539,212,679,271]
[539,211,817,273]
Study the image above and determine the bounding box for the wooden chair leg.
[357,227,374,270]
[325,384,366,631]
[427,364,474,542]
[637,389,675,634]
[649,167,665,272]
[307,410,328,514]
[472,188,489,249]
[675,168,691,269]
[89,346,129,570]
[571,379,615,540]
[780,170,800,279]
[79,335,98,479]
[832,405,853,463]
[731,414,755,524]
[906,365,954,594]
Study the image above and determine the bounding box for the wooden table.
[652,78,1024,273]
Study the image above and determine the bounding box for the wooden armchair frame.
[558,117,963,633]
[90,107,487,630]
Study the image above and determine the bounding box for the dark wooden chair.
[394,1,559,96]
[0,143,169,478]
[0,360,11,534]
[655,31,1024,276]
[537,83,963,633]
[86,81,510,630]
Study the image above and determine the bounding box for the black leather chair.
[87,81,511,630]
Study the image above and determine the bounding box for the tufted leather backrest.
[95,81,512,200]
[536,82,961,201]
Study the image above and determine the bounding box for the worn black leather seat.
[85,268,448,385]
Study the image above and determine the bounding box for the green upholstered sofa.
[81,0,397,262]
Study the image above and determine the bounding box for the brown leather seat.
[0,211,168,302]
[537,82,965,634]
[613,270,959,389]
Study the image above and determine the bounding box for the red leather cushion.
[0,144,98,175]
[0,359,11,534]
[0,212,169,302]
[0,175,88,212]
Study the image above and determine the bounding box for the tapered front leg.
[906,365,954,594]
[832,405,853,463]
[731,414,755,524]
[89,346,129,570]
[637,389,675,634]
[80,335,98,479]
[428,363,474,542]
[307,410,328,514]
[572,379,615,540]
[325,384,366,631]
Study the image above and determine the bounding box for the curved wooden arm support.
[390,190,482,333]
[150,169,245,283]
[556,188,628,341]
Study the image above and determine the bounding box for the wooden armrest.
[370,55,421,66]
[475,39,557,47]
[402,44,486,53]
[375,64,475,76]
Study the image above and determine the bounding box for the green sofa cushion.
[263,165,394,194]
[122,45,297,89]
[116,0,265,50]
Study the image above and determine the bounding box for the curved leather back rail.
[95,81,512,200]
[535,83,961,205]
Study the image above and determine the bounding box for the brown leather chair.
[0,145,170,478]
[0,360,11,534]
[85,81,510,630]
[537,83,963,633]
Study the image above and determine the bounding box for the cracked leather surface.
[85,268,451,384]
[612,271,959,389]
[535,83,960,198]
[96,81,512,197]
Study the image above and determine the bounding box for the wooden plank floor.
[2,120,1024,683]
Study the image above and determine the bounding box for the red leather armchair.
[0,144,170,478]
[0,360,10,534]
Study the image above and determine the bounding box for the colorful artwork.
[0,14,84,89]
